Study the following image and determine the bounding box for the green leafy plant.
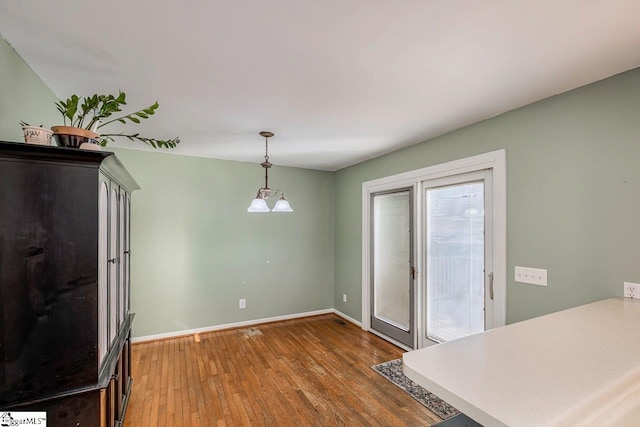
[55,91,180,148]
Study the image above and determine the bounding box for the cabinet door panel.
[125,195,131,314]
[119,192,126,322]
[108,187,119,343]
[98,181,109,364]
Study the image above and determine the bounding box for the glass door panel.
[426,180,485,342]
[371,189,414,347]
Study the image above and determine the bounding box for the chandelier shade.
[272,197,293,212]
[247,196,271,212]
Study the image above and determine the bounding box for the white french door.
[424,170,493,343]
[362,150,506,350]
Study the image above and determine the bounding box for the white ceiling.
[2,1,640,170]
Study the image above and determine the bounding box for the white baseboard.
[131,308,357,343]
[332,309,362,327]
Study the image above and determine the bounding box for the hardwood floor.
[123,314,442,426]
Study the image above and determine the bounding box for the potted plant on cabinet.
[51,91,180,149]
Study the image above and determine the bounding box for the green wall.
[334,67,640,324]
[4,33,640,336]
[0,37,59,139]
[0,37,335,339]
[113,149,335,338]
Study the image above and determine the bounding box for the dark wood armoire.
[0,140,138,426]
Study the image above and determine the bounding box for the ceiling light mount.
[247,131,293,213]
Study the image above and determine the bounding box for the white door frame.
[361,149,507,349]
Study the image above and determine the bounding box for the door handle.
[489,272,494,300]
[411,267,417,280]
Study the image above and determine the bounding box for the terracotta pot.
[22,126,53,145]
[51,126,99,148]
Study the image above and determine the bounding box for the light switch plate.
[515,266,547,286]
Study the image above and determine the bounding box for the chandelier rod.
[259,131,274,192]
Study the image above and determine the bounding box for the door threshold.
[368,328,414,351]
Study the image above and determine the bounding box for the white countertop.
[403,298,640,427]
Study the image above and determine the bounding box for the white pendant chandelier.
[247,131,293,213]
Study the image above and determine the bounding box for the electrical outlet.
[239,298,246,309]
[624,282,640,299]
[343,294,347,303]
[515,266,547,286]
